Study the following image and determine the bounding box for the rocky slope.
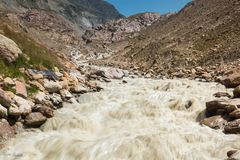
[79,12,169,61]
[93,0,240,80]
[0,0,123,33]
[0,0,123,55]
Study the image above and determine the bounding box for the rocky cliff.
[0,0,123,33]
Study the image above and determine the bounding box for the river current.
[0,78,239,160]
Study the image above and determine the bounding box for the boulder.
[0,34,22,63]
[219,72,240,88]
[44,80,62,93]
[24,112,47,127]
[0,88,12,108]
[0,104,7,118]
[200,115,227,129]
[233,85,240,98]
[0,119,15,148]
[224,119,240,134]
[206,99,240,116]
[13,96,33,115]
[15,81,27,98]
[105,68,125,79]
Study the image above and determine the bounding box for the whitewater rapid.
[0,78,239,160]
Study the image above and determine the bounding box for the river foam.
[0,78,239,160]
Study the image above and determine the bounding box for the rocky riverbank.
[0,61,130,148]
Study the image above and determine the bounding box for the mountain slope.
[0,0,123,33]
[97,0,240,77]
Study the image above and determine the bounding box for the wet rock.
[0,34,22,63]
[206,99,240,116]
[227,150,240,160]
[227,150,238,158]
[224,119,240,134]
[49,93,63,107]
[200,115,227,129]
[0,105,7,118]
[0,88,12,108]
[24,112,47,127]
[233,85,240,98]
[0,119,15,148]
[213,92,231,98]
[3,77,15,86]
[13,96,33,115]
[229,109,240,119]
[15,81,27,98]
[44,80,62,93]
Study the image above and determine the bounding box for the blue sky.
[106,0,192,16]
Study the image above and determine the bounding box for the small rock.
[24,112,47,127]
[60,89,73,99]
[0,88,12,108]
[234,85,240,98]
[29,81,45,91]
[32,74,43,80]
[200,115,227,129]
[49,93,63,107]
[13,96,33,115]
[3,77,15,86]
[38,105,54,118]
[15,81,27,98]
[8,104,21,116]
[224,119,240,134]
[0,104,7,118]
[213,92,231,98]
[44,80,62,93]
[34,92,49,104]
[70,85,87,94]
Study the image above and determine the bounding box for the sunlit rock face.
[0,78,238,160]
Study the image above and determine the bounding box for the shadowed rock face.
[0,0,123,33]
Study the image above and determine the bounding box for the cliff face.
[0,0,123,33]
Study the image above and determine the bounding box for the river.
[0,78,239,160]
